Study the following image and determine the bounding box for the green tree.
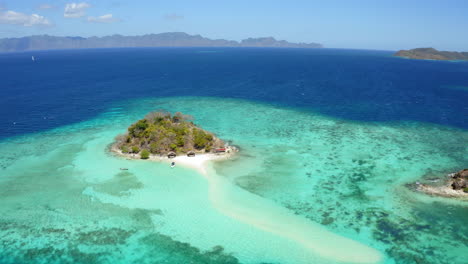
[205,145,212,152]
[175,135,185,147]
[149,142,160,154]
[131,146,140,153]
[128,119,149,137]
[135,119,149,130]
[193,130,207,149]
[121,145,129,153]
[140,149,150,159]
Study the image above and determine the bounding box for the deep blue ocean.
[1,48,467,139]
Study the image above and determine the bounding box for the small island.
[415,169,468,199]
[394,48,468,61]
[112,111,235,160]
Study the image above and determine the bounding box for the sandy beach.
[111,145,233,175]
[172,154,223,174]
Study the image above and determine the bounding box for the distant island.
[0,32,323,53]
[394,48,468,61]
[112,111,232,159]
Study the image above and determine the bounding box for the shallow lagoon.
[0,97,466,264]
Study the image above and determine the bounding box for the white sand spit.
[113,148,383,263]
[175,154,383,264]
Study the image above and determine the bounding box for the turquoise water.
[0,97,466,264]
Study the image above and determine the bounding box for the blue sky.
[0,0,467,51]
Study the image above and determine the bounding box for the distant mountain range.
[394,48,468,61]
[0,32,323,53]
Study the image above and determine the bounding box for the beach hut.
[167,152,176,158]
[215,148,226,153]
[187,151,196,157]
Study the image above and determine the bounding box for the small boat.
[171,162,175,168]
[31,56,35,62]
[119,168,128,171]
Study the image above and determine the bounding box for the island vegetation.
[113,111,226,159]
[394,48,468,61]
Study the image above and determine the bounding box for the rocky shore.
[414,169,468,199]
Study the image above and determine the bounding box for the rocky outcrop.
[414,169,468,199]
[450,169,467,190]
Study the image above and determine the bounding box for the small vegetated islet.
[114,111,225,159]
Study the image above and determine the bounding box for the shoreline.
[110,145,236,175]
[416,183,468,199]
[412,169,468,200]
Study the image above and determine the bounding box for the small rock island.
[394,48,468,61]
[112,111,232,159]
[416,169,468,199]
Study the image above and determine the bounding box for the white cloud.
[164,13,184,21]
[0,10,52,26]
[64,2,90,18]
[38,4,54,10]
[87,14,119,23]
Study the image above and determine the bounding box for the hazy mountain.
[0,32,323,52]
[394,48,468,61]
[240,37,321,48]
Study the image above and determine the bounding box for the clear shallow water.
[0,97,466,264]
[0,48,467,264]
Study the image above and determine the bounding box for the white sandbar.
[172,153,383,264]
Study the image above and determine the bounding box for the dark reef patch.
[0,221,241,264]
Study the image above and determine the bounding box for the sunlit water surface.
[1,48,467,264]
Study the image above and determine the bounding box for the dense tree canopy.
[114,111,224,158]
